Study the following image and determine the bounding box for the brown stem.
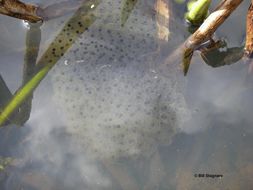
[0,0,42,22]
[182,0,243,75]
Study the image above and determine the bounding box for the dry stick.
[0,0,42,22]
[182,0,243,75]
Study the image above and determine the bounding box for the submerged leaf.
[11,22,42,126]
[37,0,100,68]
[0,75,12,110]
[121,0,138,27]
[201,46,244,67]
[182,47,194,76]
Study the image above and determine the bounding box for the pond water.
[0,0,253,189]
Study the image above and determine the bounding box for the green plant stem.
[0,0,100,126]
[0,64,52,126]
[12,22,42,125]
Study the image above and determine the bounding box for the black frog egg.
[50,0,190,160]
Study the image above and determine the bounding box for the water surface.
[0,0,253,189]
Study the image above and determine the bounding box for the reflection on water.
[0,0,253,189]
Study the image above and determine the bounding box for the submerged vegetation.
[0,0,249,126]
[121,0,138,26]
[185,0,211,26]
[0,0,100,126]
[0,157,13,172]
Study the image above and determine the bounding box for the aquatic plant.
[182,0,243,75]
[0,157,13,172]
[0,22,41,126]
[0,0,100,126]
[121,0,138,26]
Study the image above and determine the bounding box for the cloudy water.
[0,0,253,189]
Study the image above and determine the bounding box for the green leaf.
[121,0,138,27]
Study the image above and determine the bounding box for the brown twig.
[182,0,243,75]
[0,0,42,22]
[185,0,243,50]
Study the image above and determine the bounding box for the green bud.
[185,0,211,26]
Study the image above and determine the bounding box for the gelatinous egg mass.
[48,0,190,159]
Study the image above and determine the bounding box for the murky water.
[0,0,253,189]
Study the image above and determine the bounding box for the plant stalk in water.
[0,65,51,126]
[11,22,42,125]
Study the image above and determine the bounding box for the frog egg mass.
[47,0,190,159]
